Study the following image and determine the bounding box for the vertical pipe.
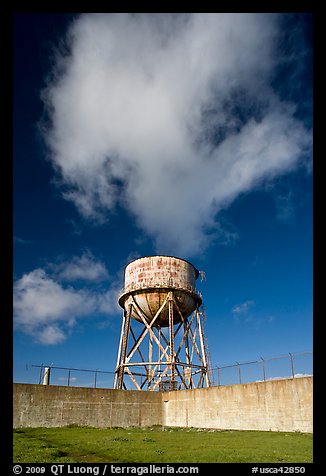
[114,311,126,389]
[117,303,132,389]
[168,293,175,386]
[42,367,50,385]
[196,308,209,387]
[183,317,191,388]
[148,332,153,390]
[158,325,161,376]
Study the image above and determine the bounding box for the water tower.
[114,256,210,391]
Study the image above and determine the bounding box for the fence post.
[39,365,43,385]
[67,368,71,386]
[236,362,241,384]
[289,353,295,378]
[94,370,98,388]
[260,357,266,382]
[217,366,221,386]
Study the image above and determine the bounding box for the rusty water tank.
[118,256,202,327]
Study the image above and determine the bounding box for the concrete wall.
[163,377,313,433]
[13,384,162,428]
[13,376,312,432]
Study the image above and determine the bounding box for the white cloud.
[13,254,120,345]
[232,301,276,327]
[50,251,109,282]
[41,13,312,256]
[57,376,77,382]
[37,325,67,345]
[274,190,297,224]
[13,269,96,323]
[14,236,32,245]
[232,300,255,315]
[13,268,98,344]
[256,373,312,382]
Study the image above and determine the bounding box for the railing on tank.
[14,351,312,389]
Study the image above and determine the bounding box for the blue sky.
[13,13,313,387]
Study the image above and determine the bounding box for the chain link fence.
[210,351,312,387]
[14,351,312,389]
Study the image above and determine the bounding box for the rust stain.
[119,256,201,327]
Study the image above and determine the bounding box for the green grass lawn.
[13,426,313,463]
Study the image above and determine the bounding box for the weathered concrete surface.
[13,384,162,428]
[163,377,313,432]
[13,377,312,432]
